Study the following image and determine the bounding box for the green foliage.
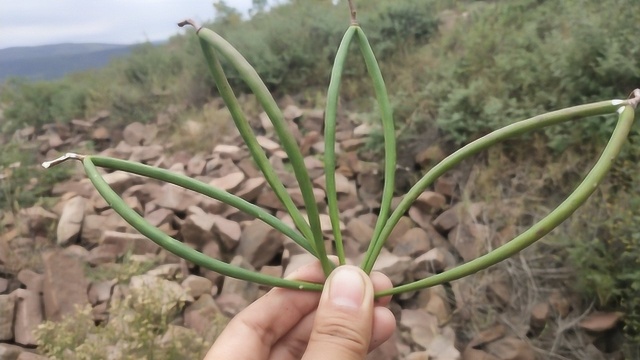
[413,0,640,149]
[84,251,158,284]
[563,153,640,348]
[36,279,224,359]
[1,78,89,133]
[207,0,438,93]
[0,141,71,210]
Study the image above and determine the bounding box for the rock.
[0,343,24,360]
[87,244,120,266]
[213,144,243,161]
[236,220,284,269]
[101,230,160,256]
[129,144,163,163]
[484,337,535,360]
[448,222,489,262]
[283,104,303,121]
[414,191,447,213]
[530,302,550,328]
[81,214,107,244]
[144,208,175,228]
[183,293,223,338]
[101,171,141,193]
[256,135,280,153]
[17,351,48,360]
[215,292,248,317]
[122,122,146,145]
[413,247,450,276]
[415,145,446,167]
[209,172,245,193]
[435,177,457,198]
[386,216,415,249]
[91,126,110,141]
[221,256,259,303]
[18,206,57,237]
[56,196,86,245]
[372,250,411,285]
[393,227,432,257]
[155,183,198,213]
[548,290,571,318]
[181,275,213,299]
[0,294,15,340]
[200,241,222,285]
[0,278,7,293]
[422,287,452,326]
[235,177,266,202]
[346,218,375,250]
[88,280,116,305]
[42,250,90,321]
[180,212,216,248]
[145,263,184,280]
[13,289,43,346]
[427,332,461,360]
[16,269,43,293]
[400,309,439,349]
[579,312,623,332]
[212,215,241,250]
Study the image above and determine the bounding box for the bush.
[36,278,225,359]
[413,0,640,149]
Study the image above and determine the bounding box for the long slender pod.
[324,26,357,265]
[82,157,324,291]
[354,27,397,273]
[89,155,318,256]
[195,25,332,276]
[377,102,636,296]
[197,37,317,256]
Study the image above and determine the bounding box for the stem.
[324,26,357,265]
[377,101,634,296]
[196,27,333,276]
[355,27,397,274]
[347,0,358,25]
[83,157,324,291]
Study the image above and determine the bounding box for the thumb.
[303,266,374,360]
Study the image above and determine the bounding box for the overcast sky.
[0,1,253,49]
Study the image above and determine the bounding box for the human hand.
[204,260,396,360]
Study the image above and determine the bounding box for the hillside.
[0,43,137,82]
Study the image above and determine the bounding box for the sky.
[0,0,253,49]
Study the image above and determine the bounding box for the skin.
[204,260,396,360]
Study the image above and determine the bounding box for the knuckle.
[312,317,368,355]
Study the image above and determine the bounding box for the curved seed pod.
[197,37,316,256]
[324,26,357,265]
[376,102,636,296]
[83,156,324,292]
[89,155,317,256]
[353,27,397,274]
[196,26,332,276]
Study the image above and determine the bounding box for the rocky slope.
[0,102,622,359]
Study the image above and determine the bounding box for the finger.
[203,260,326,360]
[302,266,375,360]
[269,269,395,359]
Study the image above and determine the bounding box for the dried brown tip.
[42,153,85,169]
[178,19,199,30]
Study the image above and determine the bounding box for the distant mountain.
[0,43,138,83]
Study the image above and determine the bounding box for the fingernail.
[329,267,365,309]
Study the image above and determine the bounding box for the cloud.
[0,0,253,49]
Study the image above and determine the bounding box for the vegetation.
[2,0,639,356]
